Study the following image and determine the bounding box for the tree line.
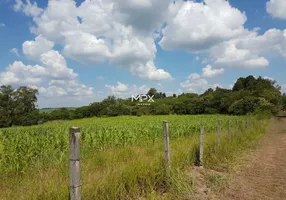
[0,75,286,128]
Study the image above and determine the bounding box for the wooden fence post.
[163,121,171,176]
[228,120,231,141]
[200,123,204,167]
[236,120,238,137]
[69,127,81,200]
[218,120,221,146]
[244,120,247,132]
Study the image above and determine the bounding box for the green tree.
[282,95,286,110]
[147,88,157,98]
[0,85,38,127]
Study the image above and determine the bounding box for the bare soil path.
[218,118,286,200]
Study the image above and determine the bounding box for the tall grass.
[0,115,265,199]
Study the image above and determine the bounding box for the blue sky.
[0,0,285,108]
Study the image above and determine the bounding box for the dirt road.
[218,118,286,200]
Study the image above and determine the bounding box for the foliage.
[0,85,38,127]
[0,76,284,127]
[282,94,286,110]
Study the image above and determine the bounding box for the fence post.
[163,121,171,176]
[69,127,81,200]
[236,120,238,137]
[244,120,247,132]
[218,120,221,146]
[200,123,204,167]
[228,120,231,141]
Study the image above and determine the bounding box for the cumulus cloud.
[158,0,286,69]
[180,73,221,93]
[188,73,201,80]
[209,38,269,68]
[105,81,149,98]
[0,50,92,101]
[0,61,46,86]
[236,29,286,58]
[202,65,224,78]
[159,0,247,52]
[62,31,111,63]
[14,0,43,17]
[43,80,93,97]
[112,0,170,33]
[266,0,286,19]
[39,50,78,80]
[14,0,173,81]
[22,35,54,60]
[181,64,224,93]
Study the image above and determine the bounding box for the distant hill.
[39,107,77,113]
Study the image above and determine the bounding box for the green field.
[0,115,266,199]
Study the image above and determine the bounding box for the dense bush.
[0,76,284,127]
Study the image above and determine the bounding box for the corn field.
[0,115,264,200]
[0,115,250,174]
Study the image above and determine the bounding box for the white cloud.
[210,38,270,68]
[112,0,170,33]
[45,80,93,97]
[0,61,46,86]
[1,50,78,85]
[159,0,247,52]
[14,0,43,17]
[130,61,173,81]
[180,73,220,93]
[243,58,269,67]
[202,65,224,78]
[62,31,111,63]
[209,28,286,68]
[14,0,173,81]
[22,35,54,60]
[105,82,129,93]
[105,81,149,98]
[182,64,224,93]
[188,73,201,80]
[236,29,286,58]
[0,50,92,103]
[266,0,286,19]
[0,23,5,27]
[10,48,20,57]
[40,50,78,80]
[263,76,274,81]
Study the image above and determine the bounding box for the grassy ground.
[0,115,266,199]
